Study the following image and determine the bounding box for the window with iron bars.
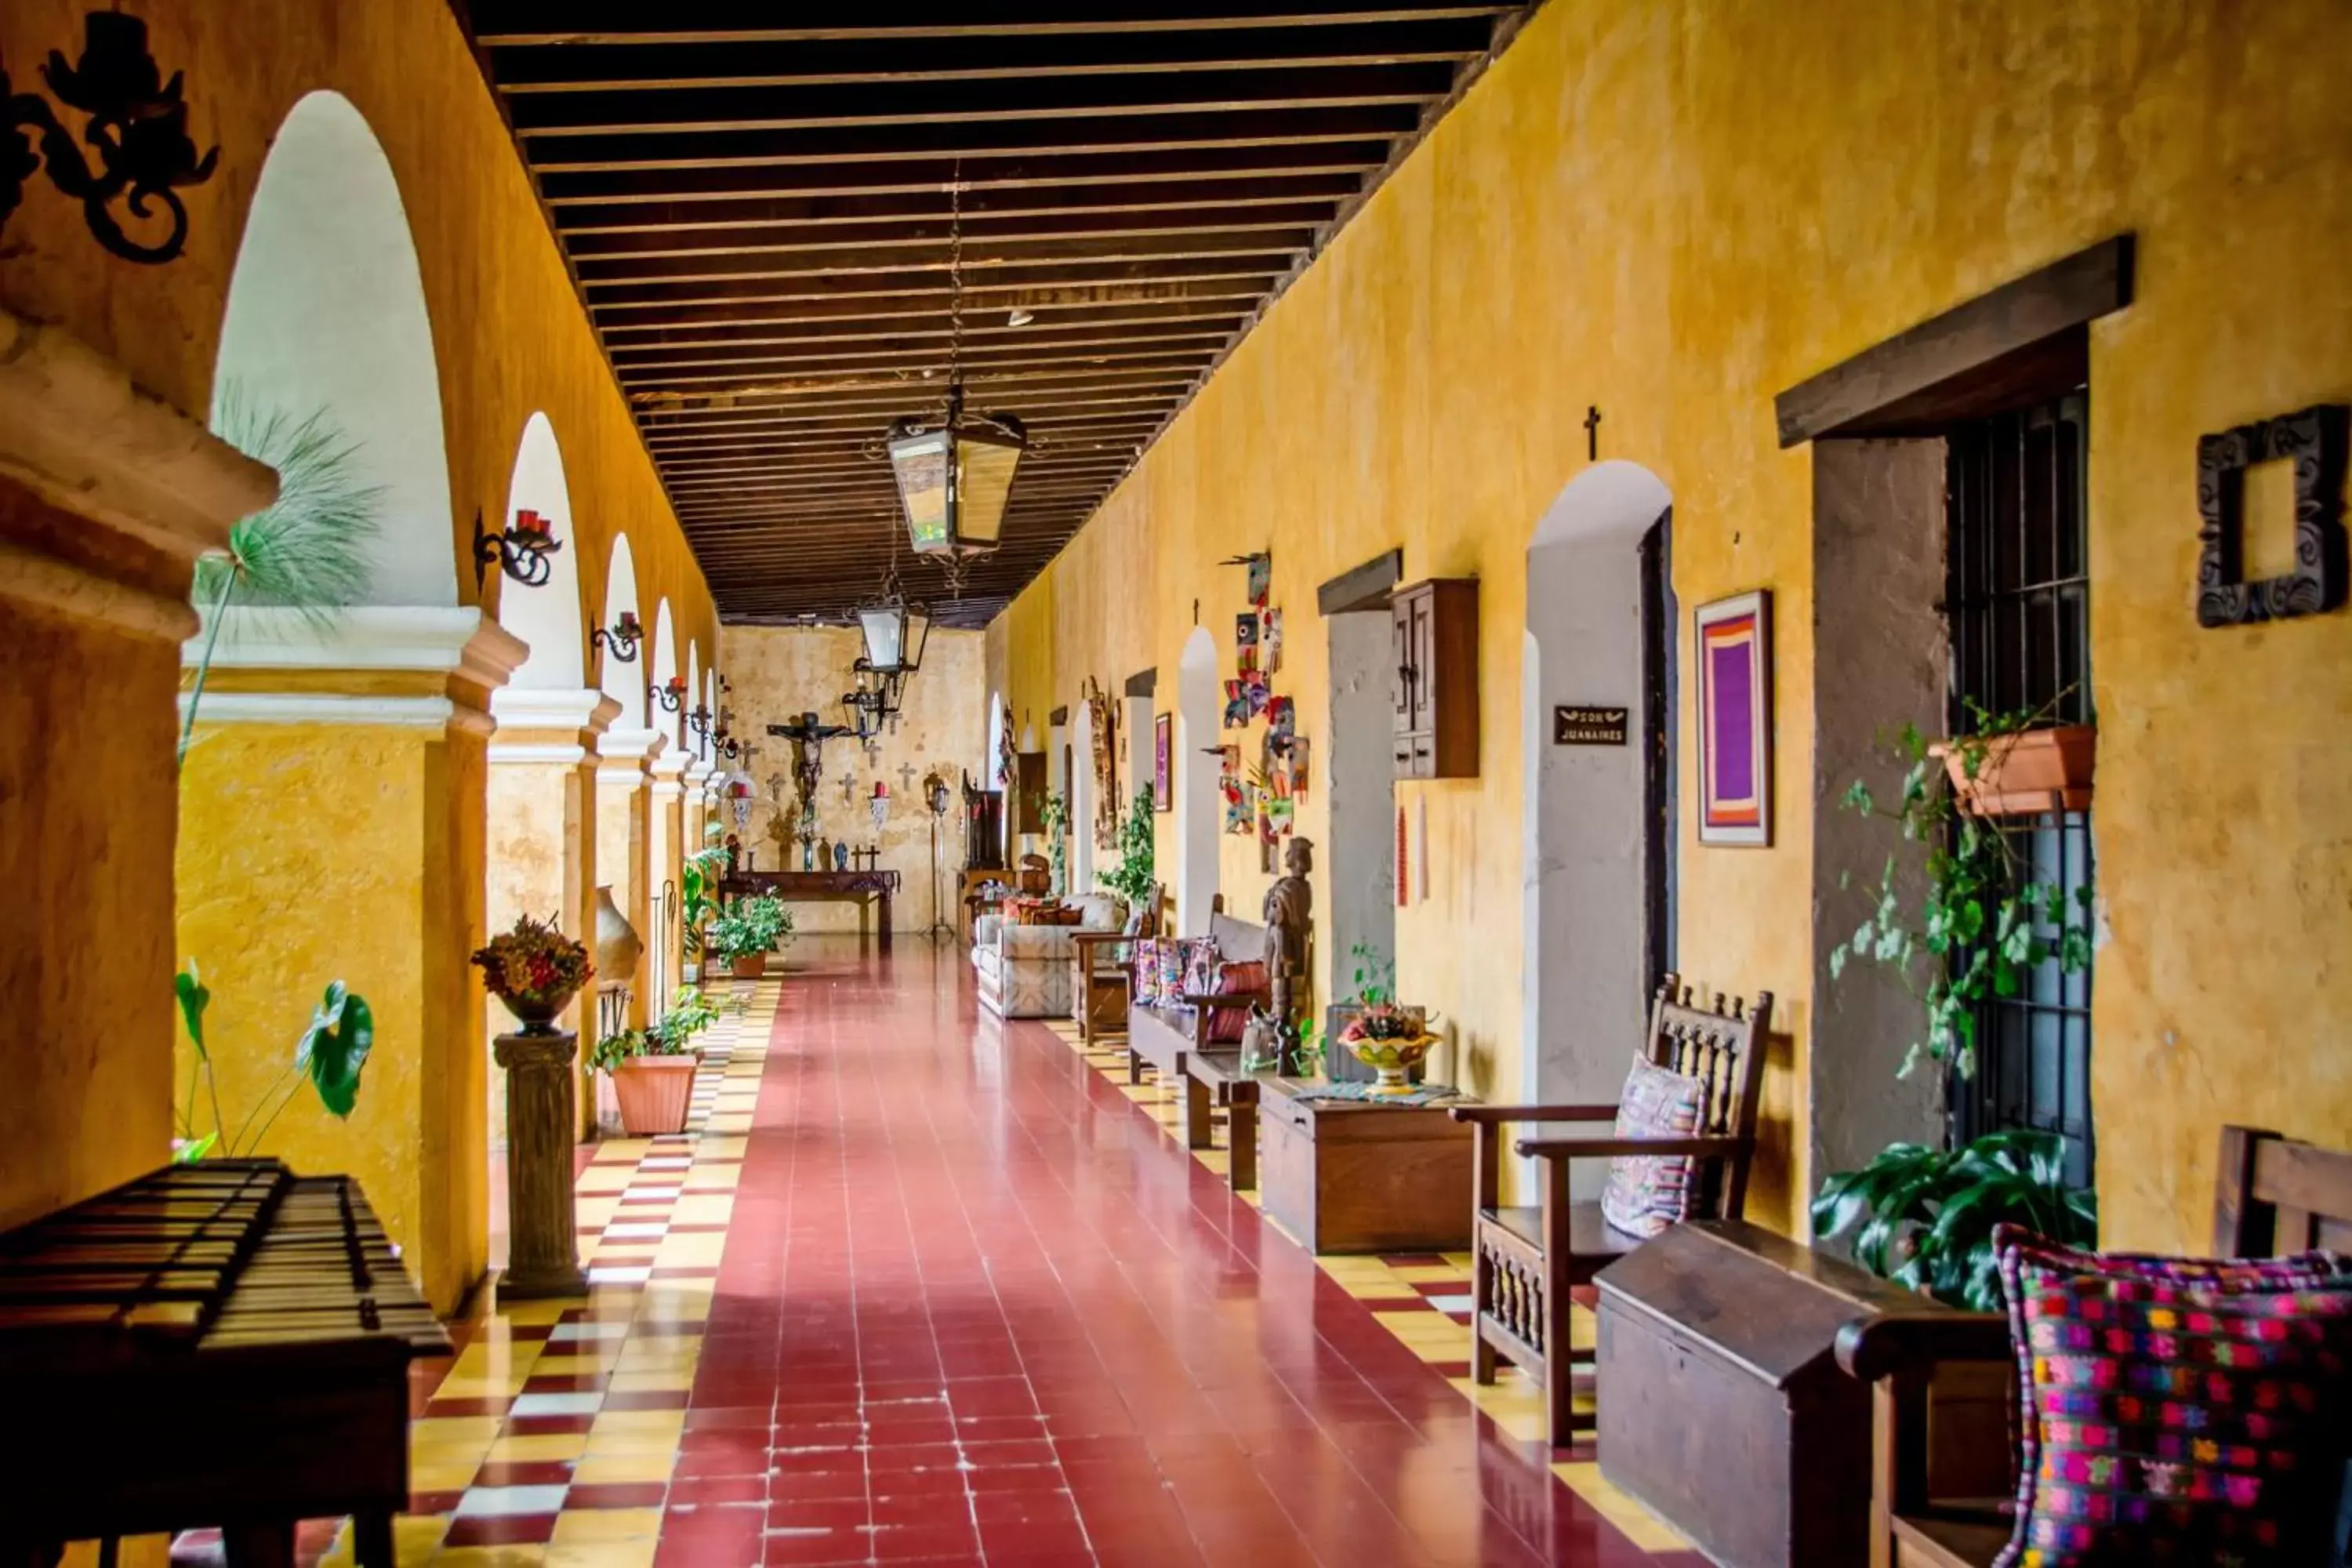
[1944,390,2095,1187]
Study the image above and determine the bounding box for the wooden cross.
[837,769,858,806]
[897,763,917,795]
[1584,404,1602,461]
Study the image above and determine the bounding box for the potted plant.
[1038,791,1070,897]
[681,831,730,980]
[471,913,593,1035]
[710,895,790,979]
[1933,700,2095,819]
[1334,945,1435,1094]
[1097,788,1156,908]
[591,987,720,1135]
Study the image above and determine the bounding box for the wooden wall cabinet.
[1392,578,1479,779]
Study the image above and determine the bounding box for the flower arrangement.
[1339,944,1424,1043]
[471,913,592,1033]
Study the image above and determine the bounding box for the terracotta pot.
[1936,724,2095,818]
[494,988,575,1036]
[594,884,644,985]
[612,1053,699,1136]
[730,952,769,979]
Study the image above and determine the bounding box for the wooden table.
[1254,1077,1476,1254]
[1183,1049,1261,1190]
[721,869,901,950]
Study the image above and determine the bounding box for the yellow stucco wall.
[722,628,989,933]
[0,0,719,1238]
[996,0,2352,1245]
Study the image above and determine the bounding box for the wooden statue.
[1261,836,1314,1064]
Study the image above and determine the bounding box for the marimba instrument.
[0,1160,449,1567]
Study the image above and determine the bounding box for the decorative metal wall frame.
[0,13,218,265]
[2196,404,2348,628]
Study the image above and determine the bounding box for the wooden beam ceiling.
[459,2,1532,626]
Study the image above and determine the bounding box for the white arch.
[496,413,585,688]
[212,90,455,606]
[1522,459,1674,1116]
[1175,626,1221,935]
[599,535,645,728]
[687,642,704,761]
[704,669,720,764]
[651,599,680,742]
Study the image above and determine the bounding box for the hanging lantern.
[886,385,1025,559]
[855,573,931,677]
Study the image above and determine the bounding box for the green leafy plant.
[710,895,791,961]
[172,960,376,1162]
[182,390,385,770]
[1349,943,1397,1007]
[655,985,721,1046]
[1826,699,2095,1079]
[1810,1129,2096,1310]
[681,829,730,958]
[1097,788,1156,906]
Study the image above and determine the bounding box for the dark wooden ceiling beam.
[470,3,1512,47]
[577,230,1312,287]
[521,104,1423,172]
[538,140,1391,205]
[554,174,1362,234]
[561,205,1337,262]
[488,20,1490,91]
[615,339,1225,384]
[593,275,1276,331]
[602,301,1252,350]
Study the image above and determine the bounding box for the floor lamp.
[924,771,956,940]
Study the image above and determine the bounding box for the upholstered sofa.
[972,893,1127,1019]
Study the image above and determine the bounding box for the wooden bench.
[1451,975,1772,1446]
[1126,905,1267,1093]
[1183,1049,1261,1189]
[1835,1125,2352,1568]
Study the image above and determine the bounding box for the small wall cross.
[896,763,917,795]
[837,769,858,806]
[1584,404,1602,461]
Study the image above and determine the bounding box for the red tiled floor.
[659,940,1700,1566]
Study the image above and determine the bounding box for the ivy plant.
[1038,791,1070,896]
[1827,699,2095,1080]
[1097,788,1156,907]
[1810,1129,2096,1311]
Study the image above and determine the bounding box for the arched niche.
[1175,626,1221,935]
[1521,460,1676,1111]
[599,535,645,729]
[651,599,680,745]
[210,90,455,607]
[495,413,585,688]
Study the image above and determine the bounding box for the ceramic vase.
[594,884,643,988]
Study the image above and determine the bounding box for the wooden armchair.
[1070,880,1160,1044]
[1450,975,1773,1446]
[1835,1125,2352,1568]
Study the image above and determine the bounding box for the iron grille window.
[1944,391,2095,1186]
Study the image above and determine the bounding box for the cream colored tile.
[485,1432,589,1463]
[1553,1461,1693,1551]
[571,1453,677,1486]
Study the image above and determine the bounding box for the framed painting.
[1152,713,1172,811]
[1695,589,1773,846]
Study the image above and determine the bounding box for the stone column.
[596,725,665,1028]
[176,605,526,1313]
[0,306,276,1234]
[492,1029,587,1298]
[649,748,688,1010]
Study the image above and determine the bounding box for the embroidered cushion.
[1992,1226,2352,1567]
[1596,1054,1709,1239]
[1181,939,1221,1003]
[1154,941,1188,1007]
[1131,939,1162,1005]
[1205,960,1267,1044]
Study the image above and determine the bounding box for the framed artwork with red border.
[1152,713,1172,811]
[1696,588,1773,847]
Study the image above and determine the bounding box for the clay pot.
[495,989,575,1036]
[612,1053,699,1136]
[1936,724,2096,818]
[594,884,644,985]
[730,952,769,979]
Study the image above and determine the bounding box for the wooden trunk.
[1256,1080,1473,1254]
[1593,1221,1938,1568]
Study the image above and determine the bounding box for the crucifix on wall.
[837,769,858,807]
[897,763,917,796]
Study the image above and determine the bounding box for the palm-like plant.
[181,385,383,768]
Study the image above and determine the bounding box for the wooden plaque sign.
[1554,705,1630,746]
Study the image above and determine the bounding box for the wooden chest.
[1256,1080,1474,1254]
[1593,1221,1933,1568]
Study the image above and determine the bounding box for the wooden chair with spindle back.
[1835,1126,2352,1568]
[1450,974,1774,1446]
[1071,880,1160,1044]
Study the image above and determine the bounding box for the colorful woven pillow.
[1992,1226,2352,1567]
[1597,1054,1708,1239]
[1131,939,1162,1005]
[1181,938,1220,1003]
[1154,941,1187,1007]
[1205,960,1266,1044]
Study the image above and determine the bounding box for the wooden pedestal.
[1592,1221,1940,1568]
[492,1030,587,1299]
[1255,1079,1473,1254]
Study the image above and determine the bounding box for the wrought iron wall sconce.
[473,507,561,590]
[1,13,219,265]
[592,612,641,665]
[713,730,743,760]
[688,706,713,739]
[651,676,686,713]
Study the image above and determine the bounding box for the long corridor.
[399,943,1700,1566]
